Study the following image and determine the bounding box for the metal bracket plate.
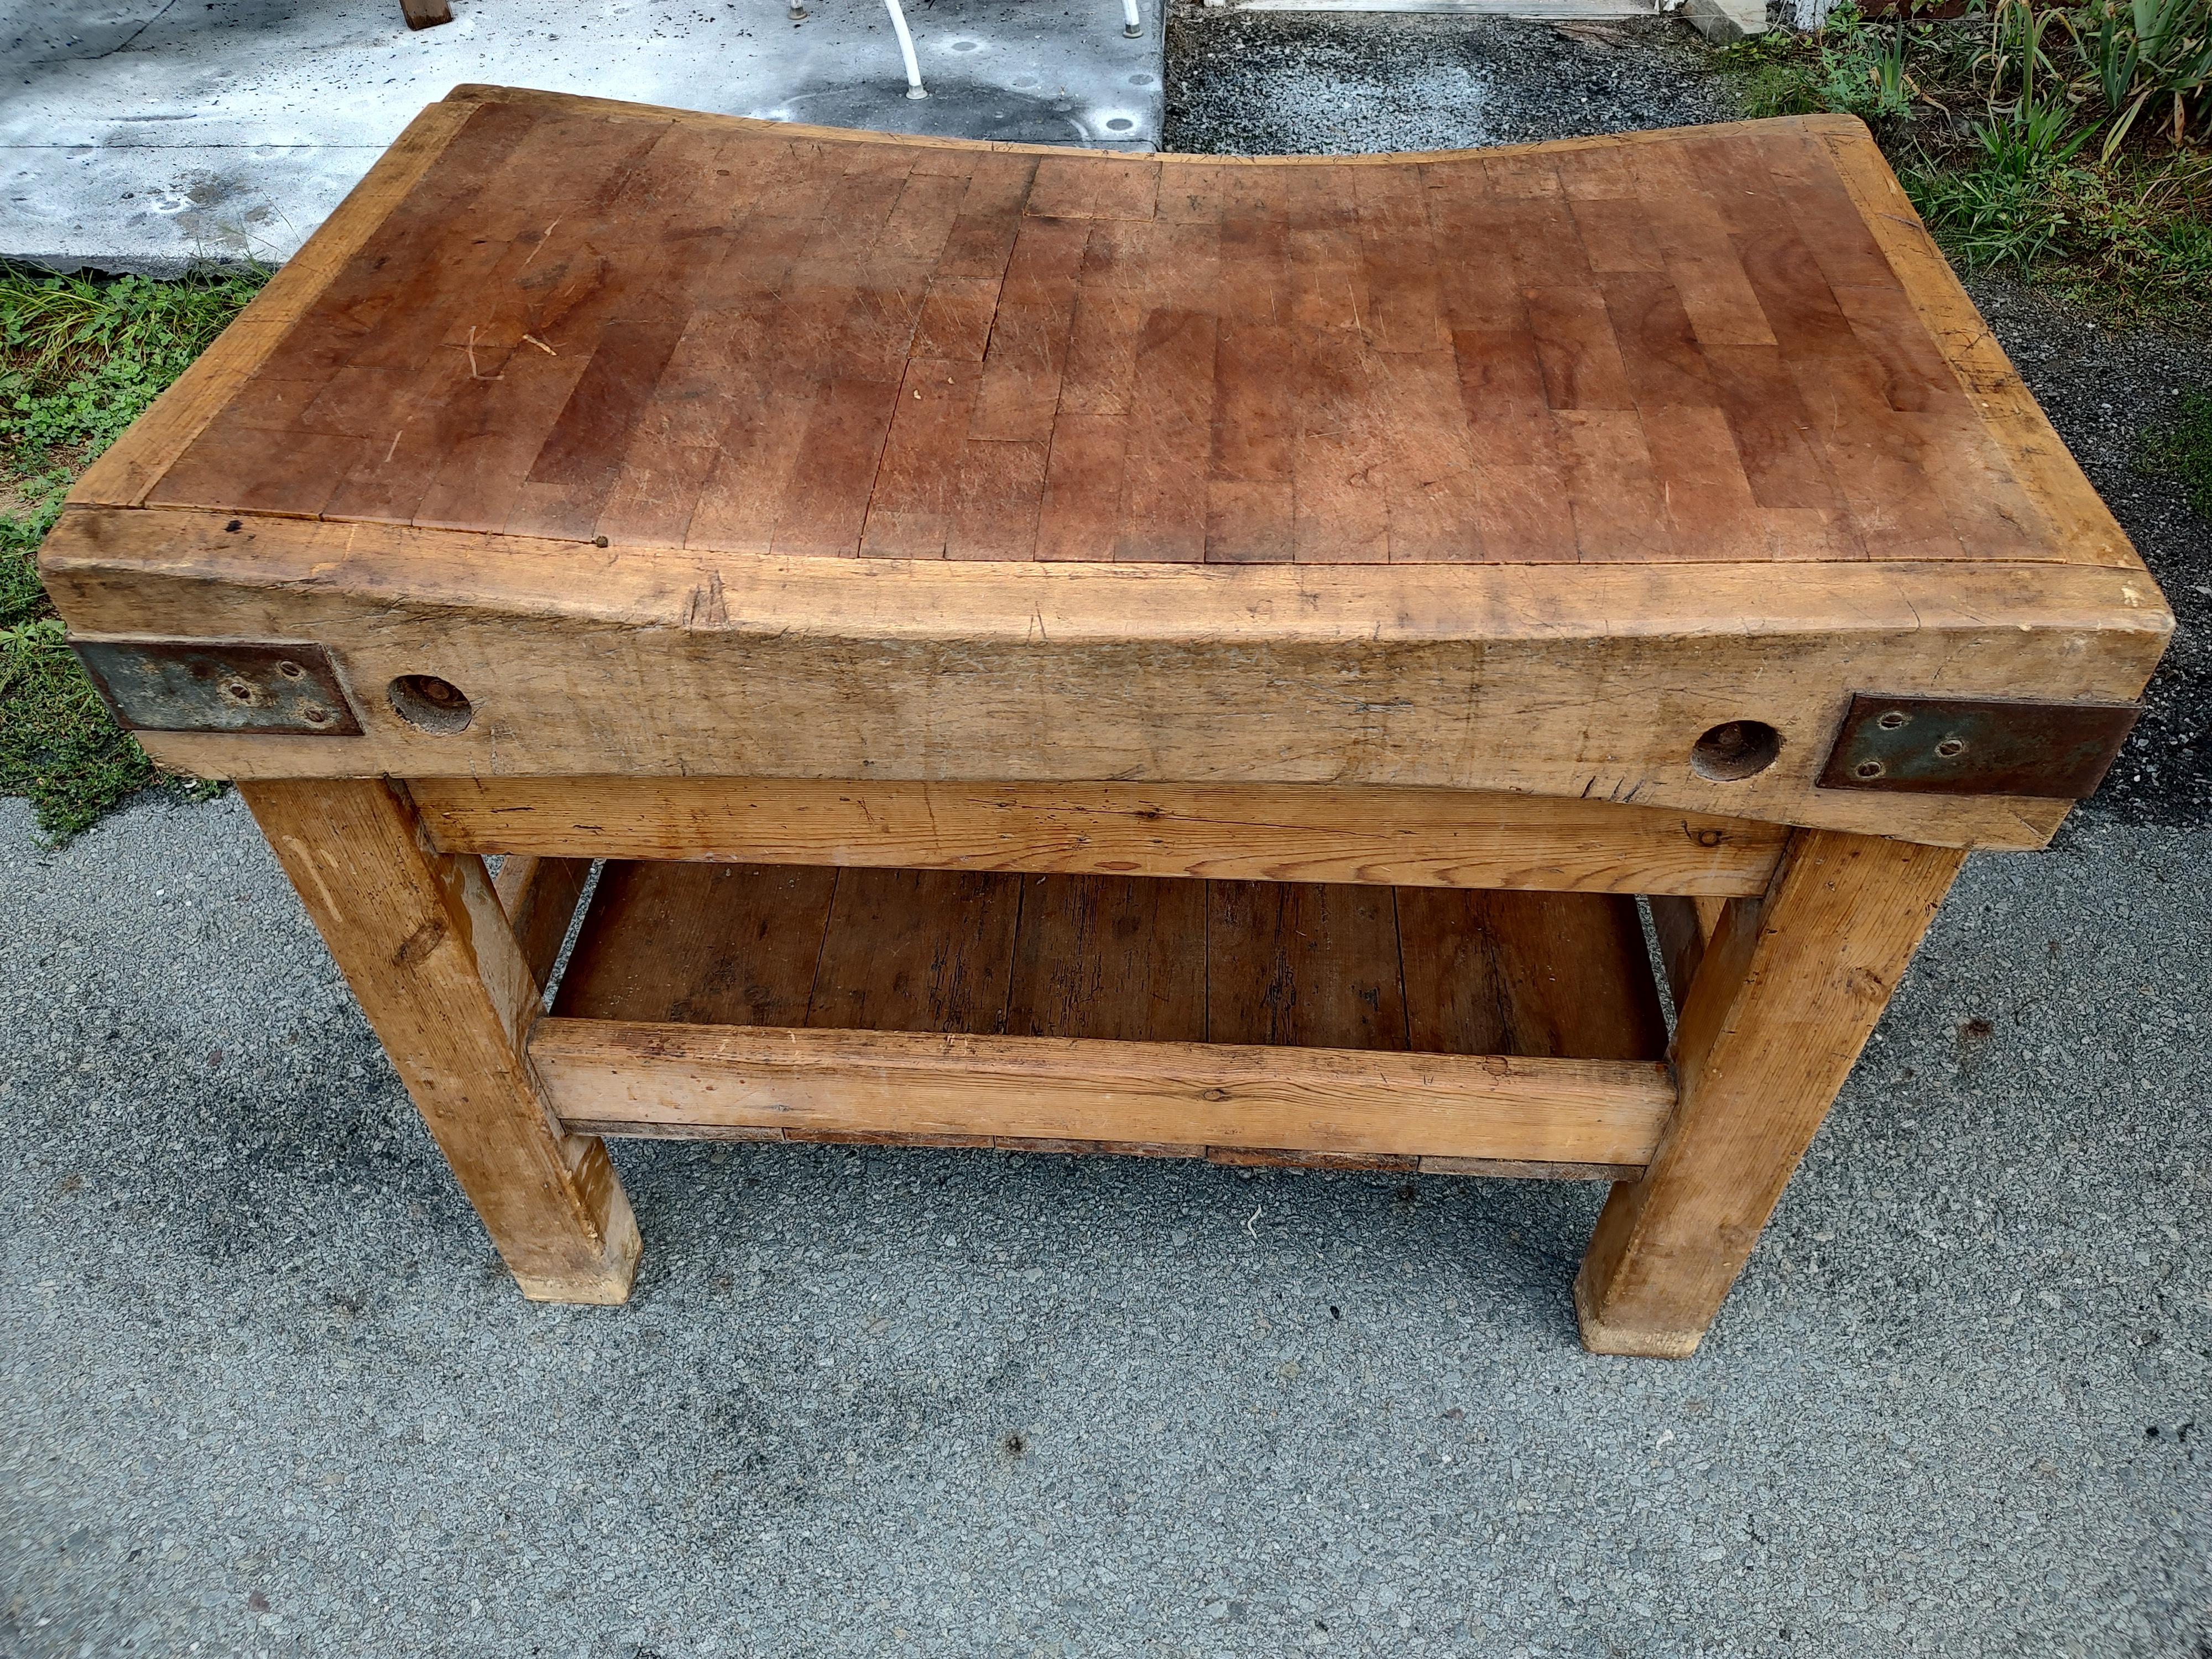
[70,639,363,736]
[1817,693,2138,799]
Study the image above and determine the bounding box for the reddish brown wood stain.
[147,102,2054,565]
[552,862,1670,1062]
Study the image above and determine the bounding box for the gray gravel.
[7,13,2211,1657]
[1164,8,1735,154]
[1955,275,2212,827]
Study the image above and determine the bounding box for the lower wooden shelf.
[534,863,1677,1177]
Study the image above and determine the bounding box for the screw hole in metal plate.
[1690,720,1782,782]
[1818,692,2140,797]
[387,675,474,734]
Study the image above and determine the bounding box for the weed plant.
[1714,0,2212,327]
[1,265,263,838]
[2141,387,2212,515]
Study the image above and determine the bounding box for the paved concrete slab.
[2,787,2206,1658]
[2,0,1165,273]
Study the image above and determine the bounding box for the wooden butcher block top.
[44,87,2172,850]
[77,89,2133,568]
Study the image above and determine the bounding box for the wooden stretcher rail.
[419,777,1788,896]
[567,1121,1639,1182]
[528,1020,1676,1170]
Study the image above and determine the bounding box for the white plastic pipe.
[1123,0,1141,35]
[883,0,928,97]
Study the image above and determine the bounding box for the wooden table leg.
[1576,830,1965,1357]
[242,778,639,1303]
[401,0,453,27]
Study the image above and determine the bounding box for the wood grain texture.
[1398,887,1668,1060]
[1005,874,1210,1041]
[552,861,1668,1063]
[72,88,2143,576]
[1574,828,1966,1355]
[411,769,1785,898]
[541,857,1672,1165]
[1207,880,1407,1050]
[68,98,483,511]
[241,779,638,1302]
[808,869,1026,1035]
[42,507,2170,851]
[491,852,593,995]
[529,1020,1676,1167]
[554,861,836,1025]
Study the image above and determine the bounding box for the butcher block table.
[41,86,2172,1356]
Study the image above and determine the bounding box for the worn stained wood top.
[91,86,2135,571]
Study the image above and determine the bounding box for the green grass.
[1,264,264,841]
[1710,4,2212,331]
[1903,143,2212,319]
[2141,387,2212,517]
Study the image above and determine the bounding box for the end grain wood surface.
[88,91,2133,572]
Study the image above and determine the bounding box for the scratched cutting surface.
[143,93,2061,565]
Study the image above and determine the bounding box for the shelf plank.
[546,860,1671,1168]
[1399,886,1667,1060]
[555,863,1667,1061]
[1005,874,1210,1043]
[558,862,834,1026]
[810,869,1025,1036]
[1208,881,1407,1051]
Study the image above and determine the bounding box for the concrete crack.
[36,0,182,64]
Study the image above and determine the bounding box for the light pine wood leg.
[243,779,639,1303]
[1577,830,1965,1357]
[401,0,453,28]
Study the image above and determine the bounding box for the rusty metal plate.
[1817,693,2138,799]
[70,639,363,736]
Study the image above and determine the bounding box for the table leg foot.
[1572,1267,1700,1358]
[1574,830,1964,1356]
[512,1147,641,1303]
[243,778,643,1305]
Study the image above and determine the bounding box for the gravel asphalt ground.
[4,9,2209,1657]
